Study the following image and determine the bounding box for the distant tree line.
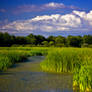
[0,32,92,47]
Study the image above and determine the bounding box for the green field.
[0,47,92,91]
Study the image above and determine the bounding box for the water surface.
[0,56,73,92]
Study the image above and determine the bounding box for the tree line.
[0,32,92,47]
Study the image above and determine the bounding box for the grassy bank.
[0,51,29,71]
[41,48,92,91]
[0,47,92,91]
[0,47,49,71]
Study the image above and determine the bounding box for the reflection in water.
[0,56,73,92]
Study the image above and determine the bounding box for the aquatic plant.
[41,48,92,91]
[0,47,49,71]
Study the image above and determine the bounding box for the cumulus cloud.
[73,10,92,26]
[1,10,92,35]
[13,2,80,14]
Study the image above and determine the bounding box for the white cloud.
[44,2,65,8]
[31,14,60,21]
[13,2,80,14]
[59,14,81,27]
[73,10,92,26]
[1,10,92,34]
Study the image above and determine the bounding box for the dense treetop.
[0,32,92,47]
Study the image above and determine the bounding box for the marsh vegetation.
[0,47,92,91]
[0,47,48,71]
[41,48,92,91]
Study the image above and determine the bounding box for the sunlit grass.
[0,47,92,91]
[0,47,49,71]
[0,50,29,71]
[41,48,92,91]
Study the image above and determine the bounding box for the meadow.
[41,48,92,91]
[0,47,92,91]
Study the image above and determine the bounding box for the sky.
[0,0,92,37]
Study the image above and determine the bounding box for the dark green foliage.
[0,32,92,47]
[55,36,66,47]
[67,36,82,47]
[49,41,54,46]
[83,35,92,44]
[26,34,37,45]
[35,35,46,45]
[42,41,49,47]
[0,32,11,46]
[15,36,27,45]
[47,36,56,42]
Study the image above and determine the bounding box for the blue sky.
[0,0,92,36]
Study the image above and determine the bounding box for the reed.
[41,48,92,91]
[0,47,49,71]
[0,50,29,71]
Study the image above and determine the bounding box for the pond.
[0,56,73,92]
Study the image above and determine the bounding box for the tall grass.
[1,47,91,91]
[0,47,49,71]
[41,48,92,91]
[0,50,29,71]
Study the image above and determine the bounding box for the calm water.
[0,56,73,92]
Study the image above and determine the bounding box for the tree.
[15,36,27,45]
[10,35,16,45]
[0,32,4,46]
[67,36,82,47]
[26,34,37,45]
[0,32,92,47]
[49,41,54,46]
[47,36,56,42]
[42,41,49,47]
[3,32,11,46]
[35,35,46,45]
[55,36,66,47]
[83,35,92,44]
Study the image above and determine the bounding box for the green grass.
[40,48,92,91]
[0,47,92,91]
[0,50,29,71]
[0,47,49,71]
